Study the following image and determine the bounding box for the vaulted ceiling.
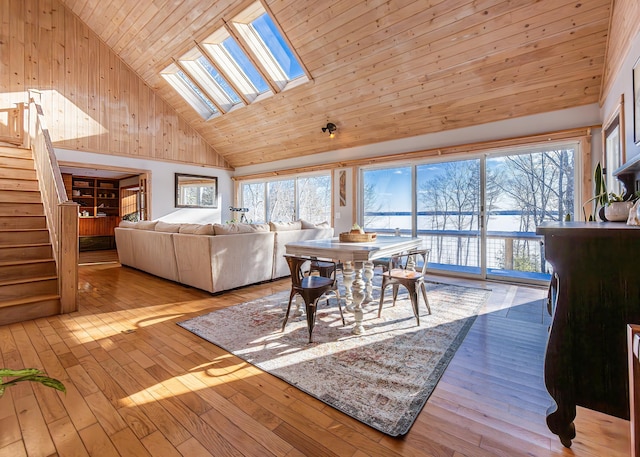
[59,0,611,169]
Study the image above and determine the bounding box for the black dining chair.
[378,249,431,325]
[283,255,345,342]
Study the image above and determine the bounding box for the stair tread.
[0,258,55,267]
[0,294,60,309]
[0,242,52,248]
[0,228,49,232]
[0,275,57,287]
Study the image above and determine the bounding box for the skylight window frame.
[161,64,219,120]
[230,3,309,92]
[160,1,311,120]
[177,51,243,114]
[200,28,272,104]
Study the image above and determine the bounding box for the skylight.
[250,13,305,81]
[161,65,218,120]
[162,1,308,119]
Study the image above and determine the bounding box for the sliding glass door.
[360,142,578,283]
[416,159,482,275]
[485,146,576,281]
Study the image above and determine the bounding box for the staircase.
[0,145,60,325]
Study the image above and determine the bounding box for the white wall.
[54,148,234,223]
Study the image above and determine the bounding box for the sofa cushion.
[155,221,182,233]
[300,219,330,229]
[119,220,137,228]
[178,223,215,235]
[214,223,269,235]
[135,220,158,230]
[269,220,302,231]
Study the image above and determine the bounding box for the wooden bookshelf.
[71,176,120,218]
[71,176,120,249]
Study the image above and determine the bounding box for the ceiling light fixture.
[322,122,337,138]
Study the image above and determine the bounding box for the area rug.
[178,280,490,436]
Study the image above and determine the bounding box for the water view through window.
[362,145,576,282]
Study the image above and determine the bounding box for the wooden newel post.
[59,202,79,313]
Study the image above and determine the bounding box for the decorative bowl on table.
[339,231,377,242]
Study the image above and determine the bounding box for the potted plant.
[582,162,639,221]
[0,368,65,397]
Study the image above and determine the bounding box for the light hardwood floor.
[0,250,630,456]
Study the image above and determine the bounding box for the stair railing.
[0,103,24,145]
[27,90,78,314]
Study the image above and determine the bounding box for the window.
[298,175,331,223]
[161,64,218,119]
[178,54,242,113]
[201,29,270,103]
[360,142,578,284]
[237,12,305,88]
[163,1,308,118]
[362,166,412,234]
[267,179,295,222]
[241,173,331,223]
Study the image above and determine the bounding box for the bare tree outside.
[267,179,295,222]
[241,182,266,223]
[298,176,331,223]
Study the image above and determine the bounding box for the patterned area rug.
[178,279,490,436]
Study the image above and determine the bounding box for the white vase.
[604,201,633,222]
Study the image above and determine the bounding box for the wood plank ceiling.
[59,0,611,169]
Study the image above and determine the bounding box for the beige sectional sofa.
[114,219,333,293]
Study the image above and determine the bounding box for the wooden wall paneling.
[9,1,25,96]
[87,24,100,152]
[109,43,121,154]
[119,61,130,156]
[0,0,229,168]
[601,0,640,102]
[50,2,65,146]
[128,71,139,156]
[98,40,110,153]
[0,2,8,98]
[76,18,89,152]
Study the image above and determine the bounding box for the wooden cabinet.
[536,221,640,447]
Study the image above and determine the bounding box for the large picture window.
[240,173,331,224]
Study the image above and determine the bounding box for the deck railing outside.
[374,227,550,280]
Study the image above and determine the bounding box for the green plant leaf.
[31,376,66,393]
[0,368,42,377]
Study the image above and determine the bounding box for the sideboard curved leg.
[546,400,576,448]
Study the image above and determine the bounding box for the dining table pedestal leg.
[351,261,366,334]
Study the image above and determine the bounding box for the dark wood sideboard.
[536,221,640,447]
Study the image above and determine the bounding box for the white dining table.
[285,235,422,334]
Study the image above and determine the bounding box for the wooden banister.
[28,90,79,313]
[0,103,24,145]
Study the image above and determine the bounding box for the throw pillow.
[154,221,182,233]
[135,221,158,231]
[118,220,136,228]
[269,220,302,231]
[178,223,216,235]
[214,223,270,235]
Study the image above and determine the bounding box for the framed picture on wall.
[634,57,640,144]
